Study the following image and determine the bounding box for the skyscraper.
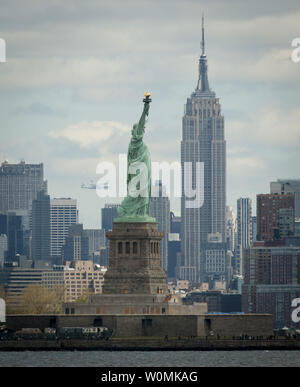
[101,204,119,231]
[150,180,170,272]
[242,237,300,328]
[50,198,78,259]
[251,216,257,242]
[168,233,181,280]
[257,193,294,242]
[0,212,25,262]
[31,191,50,261]
[0,234,7,267]
[62,224,89,262]
[178,17,227,283]
[235,198,252,275]
[0,161,47,213]
[169,213,181,280]
[237,198,252,248]
[83,229,106,259]
[271,180,300,218]
[226,206,236,253]
[170,212,181,234]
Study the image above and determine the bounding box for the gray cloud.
[0,0,300,227]
[15,102,66,117]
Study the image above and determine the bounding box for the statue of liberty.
[115,92,156,223]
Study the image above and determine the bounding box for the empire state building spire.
[196,14,211,94]
[201,13,205,56]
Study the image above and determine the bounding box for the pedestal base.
[102,222,168,295]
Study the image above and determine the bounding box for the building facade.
[235,198,252,275]
[50,198,78,259]
[31,191,50,262]
[272,180,300,219]
[62,224,89,262]
[170,212,181,234]
[226,206,236,253]
[101,204,119,232]
[295,219,300,236]
[242,238,300,328]
[0,213,25,262]
[257,193,294,242]
[83,229,106,260]
[168,233,181,280]
[237,198,252,249]
[251,216,257,242]
[0,161,46,214]
[150,180,170,273]
[42,260,106,302]
[0,234,7,267]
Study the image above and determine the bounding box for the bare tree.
[14,284,65,314]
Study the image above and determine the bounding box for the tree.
[0,285,5,300]
[16,284,65,314]
[75,288,92,303]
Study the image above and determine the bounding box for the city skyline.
[2,1,300,369]
[1,0,299,228]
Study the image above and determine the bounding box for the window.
[94,318,103,326]
[142,318,152,328]
[133,241,138,254]
[118,242,123,254]
[126,241,130,254]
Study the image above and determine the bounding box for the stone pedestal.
[64,222,207,316]
[102,222,168,295]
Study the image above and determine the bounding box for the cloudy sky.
[0,0,299,228]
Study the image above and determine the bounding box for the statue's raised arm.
[132,92,151,139]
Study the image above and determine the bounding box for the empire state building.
[177,17,229,284]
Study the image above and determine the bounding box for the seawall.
[0,338,300,351]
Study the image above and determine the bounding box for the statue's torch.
[143,91,152,104]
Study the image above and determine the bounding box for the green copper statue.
[115,92,156,223]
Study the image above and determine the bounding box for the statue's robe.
[117,104,154,222]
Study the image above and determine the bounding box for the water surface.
[1,350,300,367]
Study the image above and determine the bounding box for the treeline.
[0,284,92,314]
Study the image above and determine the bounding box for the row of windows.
[117,241,160,256]
[65,274,100,278]
[118,241,138,255]
[151,242,159,255]
[66,284,101,289]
